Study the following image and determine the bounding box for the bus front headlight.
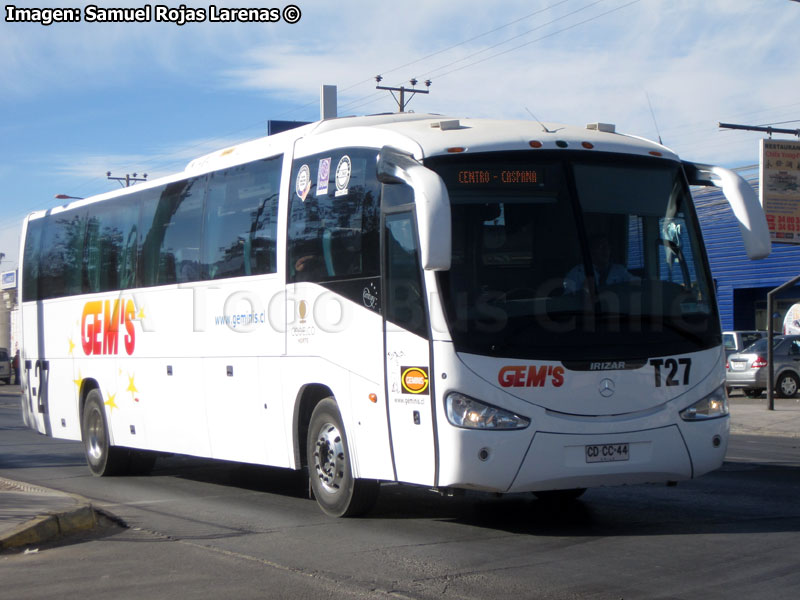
[680,386,729,421]
[445,392,530,430]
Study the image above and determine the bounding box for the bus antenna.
[645,92,663,145]
[525,107,552,133]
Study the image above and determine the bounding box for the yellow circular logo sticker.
[401,367,429,395]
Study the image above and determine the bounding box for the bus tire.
[307,397,379,517]
[81,389,130,476]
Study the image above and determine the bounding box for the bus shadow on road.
[146,452,800,537]
[369,468,800,537]
[153,455,309,499]
[7,438,798,539]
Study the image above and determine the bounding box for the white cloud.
[217,0,800,166]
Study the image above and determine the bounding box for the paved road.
[2,387,800,599]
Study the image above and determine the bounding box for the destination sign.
[457,169,541,185]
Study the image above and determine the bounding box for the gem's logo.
[498,365,564,388]
[401,366,429,395]
[81,299,136,356]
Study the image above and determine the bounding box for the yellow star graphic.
[137,306,146,320]
[104,393,118,413]
[73,370,83,390]
[68,337,75,356]
[126,374,138,399]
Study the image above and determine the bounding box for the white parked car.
[723,330,766,359]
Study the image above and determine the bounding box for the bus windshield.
[426,151,719,361]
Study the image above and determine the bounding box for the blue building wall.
[692,173,800,331]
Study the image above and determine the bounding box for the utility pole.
[375,76,431,113]
[107,171,148,187]
[719,122,800,138]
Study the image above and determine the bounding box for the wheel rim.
[86,407,105,463]
[780,376,797,397]
[312,421,345,494]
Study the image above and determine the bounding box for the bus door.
[383,209,437,487]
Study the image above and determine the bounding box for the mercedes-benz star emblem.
[599,378,615,398]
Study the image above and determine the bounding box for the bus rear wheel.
[81,389,130,476]
[307,397,379,517]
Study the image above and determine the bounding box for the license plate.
[586,443,630,463]
[731,361,746,371]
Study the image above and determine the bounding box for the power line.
[353,0,574,90]
[414,0,607,81]
[337,0,615,114]
[338,0,639,116]
[418,0,641,82]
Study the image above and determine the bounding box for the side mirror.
[377,146,451,270]
[683,161,770,260]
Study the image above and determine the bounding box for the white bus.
[18,113,770,516]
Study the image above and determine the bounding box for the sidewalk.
[728,396,800,438]
[1,396,799,552]
[0,478,106,552]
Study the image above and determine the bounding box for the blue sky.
[2,0,799,269]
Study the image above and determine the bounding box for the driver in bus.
[563,234,638,294]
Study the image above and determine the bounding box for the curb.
[0,477,123,553]
[0,505,102,552]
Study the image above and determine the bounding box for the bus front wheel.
[307,397,379,517]
[81,389,130,476]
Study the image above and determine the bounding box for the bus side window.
[84,199,139,293]
[287,149,380,284]
[203,156,281,280]
[22,218,45,302]
[385,212,427,338]
[140,178,205,286]
[382,182,414,208]
[39,209,86,299]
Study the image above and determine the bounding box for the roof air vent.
[431,119,460,131]
[586,123,616,133]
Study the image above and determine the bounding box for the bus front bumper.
[435,416,728,494]
[506,425,693,493]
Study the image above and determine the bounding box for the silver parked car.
[726,335,800,398]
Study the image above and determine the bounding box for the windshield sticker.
[498,365,564,388]
[316,157,331,196]
[335,155,351,196]
[295,164,311,201]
